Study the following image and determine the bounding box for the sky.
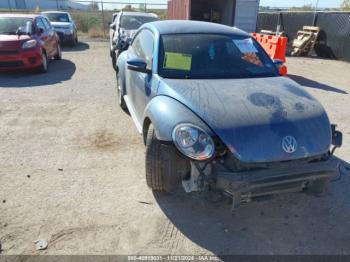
[102,0,343,10]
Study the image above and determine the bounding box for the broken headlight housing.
[172,124,215,161]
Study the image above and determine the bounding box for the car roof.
[0,13,38,19]
[147,20,249,36]
[41,11,69,14]
[120,11,158,18]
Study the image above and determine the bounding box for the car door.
[35,18,51,56]
[110,13,119,48]
[127,29,158,122]
[41,17,57,56]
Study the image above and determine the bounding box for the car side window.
[132,30,154,69]
[36,18,46,32]
[42,17,52,30]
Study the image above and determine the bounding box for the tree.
[341,0,350,9]
[139,3,146,11]
[88,1,99,11]
[123,4,134,11]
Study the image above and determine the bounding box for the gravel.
[0,40,349,255]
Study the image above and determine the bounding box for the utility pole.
[101,0,106,39]
[313,0,319,25]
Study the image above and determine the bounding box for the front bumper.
[213,157,340,204]
[0,48,42,70]
[56,31,74,43]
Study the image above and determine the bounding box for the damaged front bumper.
[182,156,340,209]
[213,157,340,207]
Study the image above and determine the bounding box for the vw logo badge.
[282,136,297,153]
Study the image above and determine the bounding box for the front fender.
[143,96,214,141]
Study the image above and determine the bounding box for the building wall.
[234,0,260,32]
[167,0,190,20]
[168,0,259,32]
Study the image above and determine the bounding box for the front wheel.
[145,124,184,192]
[116,72,127,111]
[54,44,62,60]
[38,51,48,73]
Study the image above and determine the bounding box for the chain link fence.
[257,11,350,61]
[0,0,167,38]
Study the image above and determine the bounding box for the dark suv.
[109,11,159,70]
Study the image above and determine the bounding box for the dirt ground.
[0,40,350,256]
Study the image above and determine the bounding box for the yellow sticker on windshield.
[164,52,192,71]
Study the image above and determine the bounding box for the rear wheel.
[112,51,119,71]
[38,51,48,73]
[54,44,62,60]
[145,124,184,192]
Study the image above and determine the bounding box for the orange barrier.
[251,33,288,75]
[252,33,288,62]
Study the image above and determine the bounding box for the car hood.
[158,76,331,163]
[0,34,31,41]
[0,35,31,50]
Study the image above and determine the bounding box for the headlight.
[22,40,37,49]
[172,124,215,161]
[64,29,74,35]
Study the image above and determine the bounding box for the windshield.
[120,15,158,30]
[158,34,279,79]
[44,13,70,23]
[0,17,32,35]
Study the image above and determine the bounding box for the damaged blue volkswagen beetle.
[116,20,343,209]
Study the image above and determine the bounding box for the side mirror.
[110,23,116,30]
[273,59,287,76]
[331,125,343,147]
[37,27,44,34]
[127,58,151,74]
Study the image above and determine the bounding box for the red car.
[0,14,61,73]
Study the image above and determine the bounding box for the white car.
[109,12,159,70]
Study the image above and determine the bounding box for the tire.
[70,36,77,47]
[112,52,117,71]
[145,124,184,192]
[54,44,62,60]
[38,51,48,73]
[116,72,127,112]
